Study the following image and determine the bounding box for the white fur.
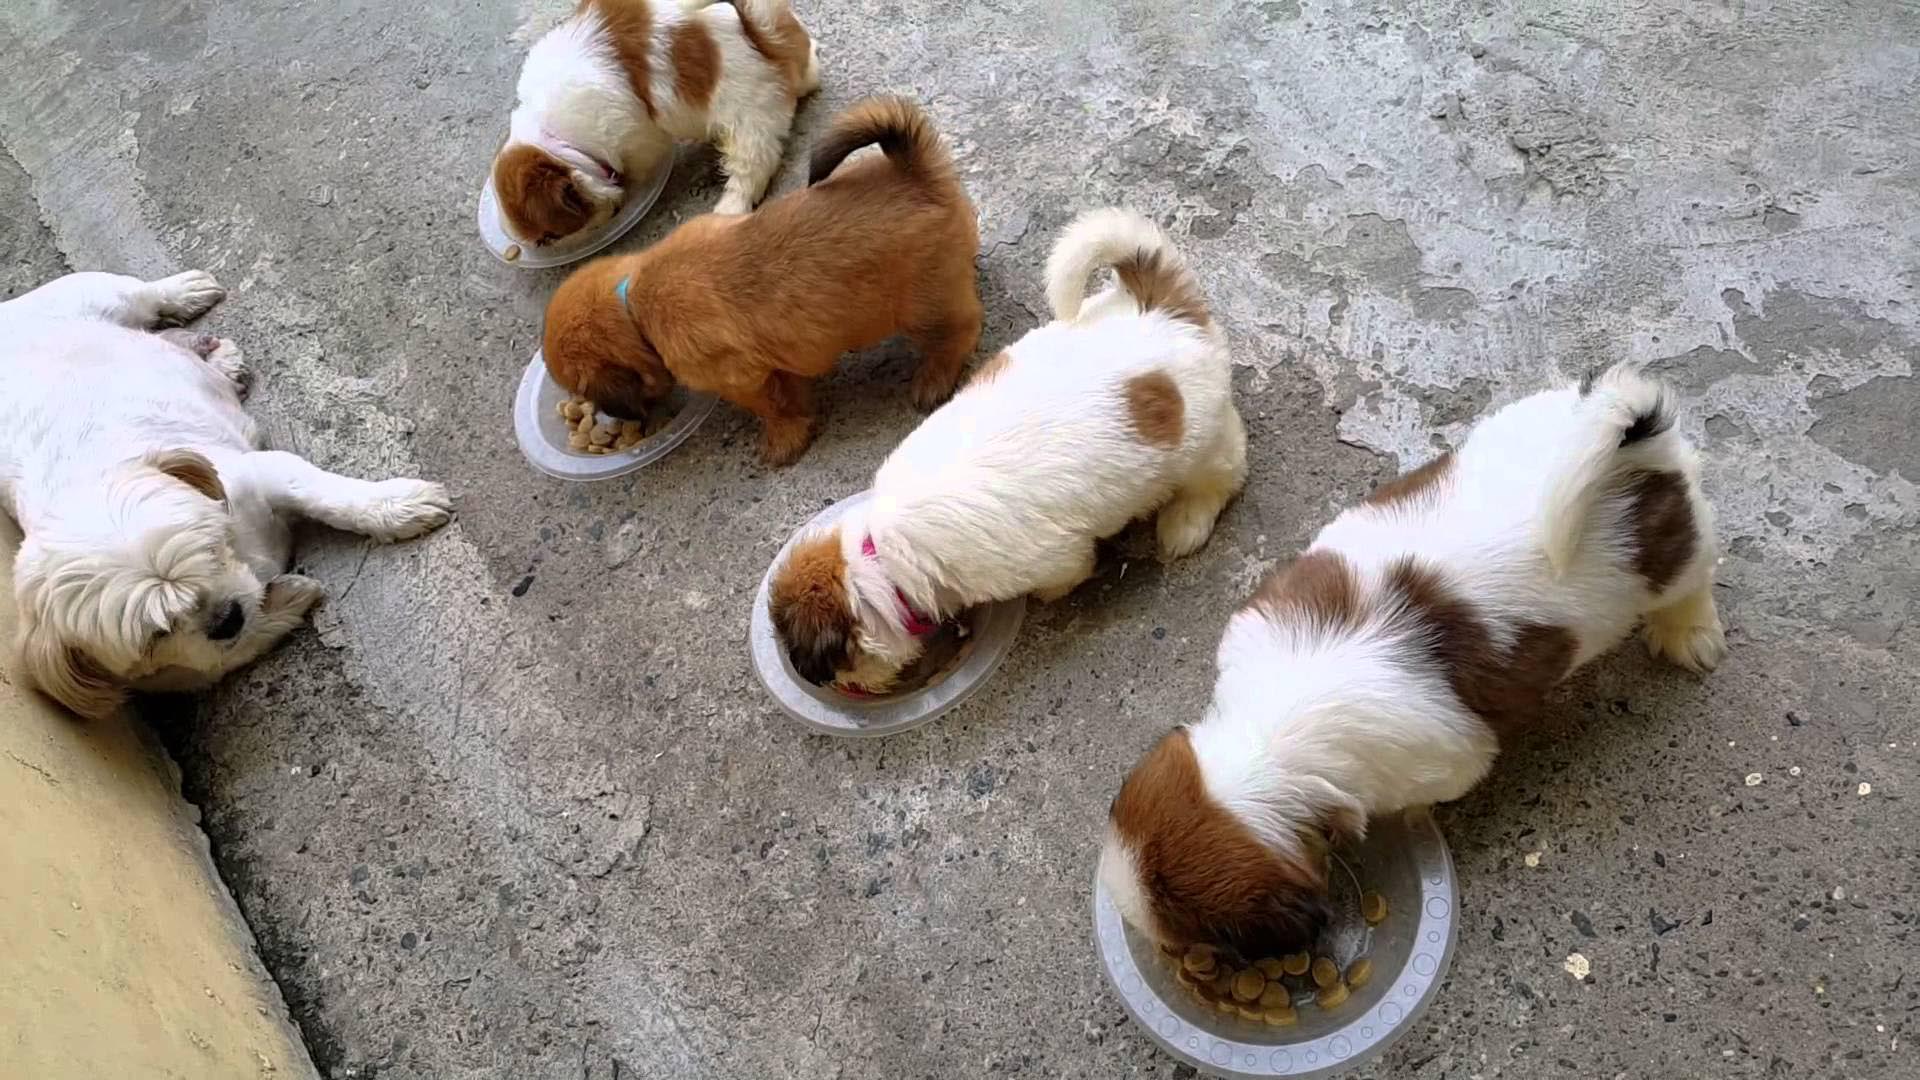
[0,271,453,718]
[502,0,817,225]
[1101,366,1726,942]
[809,210,1248,692]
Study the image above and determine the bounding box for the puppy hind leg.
[156,331,248,394]
[712,104,792,215]
[239,450,452,541]
[1155,404,1248,561]
[906,292,982,411]
[742,371,818,466]
[1031,542,1098,603]
[1641,569,1727,673]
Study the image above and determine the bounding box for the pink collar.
[861,534,940,638]
[539,130,623,185]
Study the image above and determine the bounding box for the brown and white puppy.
[1099,365,1727,957]
[494,0,818,243]
[541,96,982,465]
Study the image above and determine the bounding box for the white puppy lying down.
[768,209,1249,694]
[0,270,452,718]
[1099,365,1726,958]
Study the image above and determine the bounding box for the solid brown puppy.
[541,96,982,465]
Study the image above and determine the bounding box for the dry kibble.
[504,244,522,262]
[1346,957,1373,989]
[1213,997,1237,1015]
[589,427,615,447]
[1234,1003,1264,1022]
[1262,1004,1298,1027]
[1281,952,1311,977]
[1231,969,1267,1003]
[1181,946,1217,975]
[1258,984,1290,1009]
[1315,981,1350,1009]
[567,432,590,451]
[1361,891,1389,925]
[1254,957,1285,979]
[1311,957,1339,989]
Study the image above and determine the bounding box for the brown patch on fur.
[967,350,1013,385]
[719,0,814,94]
[544,98,979,466]
[1113,249,1210,329]
[1247,550,1361,632]
[668,18,720,109]
[493,143,595,245]
[584,0,656,114]
[1622,470,1696,591]
[1363,451,1455,508]
[1383,557,1576,733]
[1110,728,1331,955]
[1125,371,1184,449]
[147,448,225,505]
[768,530,854,685]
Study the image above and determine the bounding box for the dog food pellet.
[1258,983,1290,1009]
[1234,1002,1265,1022]
[1281,952,1311,977]
[1346,957,1373,989]
[1311,957,1339,989]
[1254,957,1285,979]
[504,243,522,262]
[1361,891,1389,925]
[1181,946,1217,975]
[1230,969,1267,1003]
[1213,997,1238,1015]
[1262,1004,1298,1027]
[1315,981,1350,1009]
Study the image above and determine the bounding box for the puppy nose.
[207,601,246,641]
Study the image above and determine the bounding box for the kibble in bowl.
[1092,808,1459,1079]
[513,351,718,481]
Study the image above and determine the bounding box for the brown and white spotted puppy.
[1098,365,1726,957]
[494,0,818,244]
[766,208,1248,694]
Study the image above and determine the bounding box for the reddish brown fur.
[1247,550,1361,633]
[1124,372,1184,449]
[767,530,854,685]
[543,98,981,465]
[1382,557,1577,733]
[668,18,720,109]
[1363,451,1455,508]
[493,144,596,246]
[1114,249,1210,329]
[584,0,656,115]
[1620,469,1696,592]
[1109,729,1330,954]
[721,0,814,94]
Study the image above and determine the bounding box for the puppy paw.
[203,338,250,395]
[713,190,755,216]
[1642,587,1726,673]
[151,270,225,323]
[1155,496,1223,562]
[264,574,327,620]
[758,420,816,467]
[357,480,454,541]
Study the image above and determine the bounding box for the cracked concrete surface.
[3,1,1916,1078]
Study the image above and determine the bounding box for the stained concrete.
[2,1,1916,1078]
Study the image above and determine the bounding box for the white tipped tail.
[1540,365,1677,575]
[1044,208,1210,327]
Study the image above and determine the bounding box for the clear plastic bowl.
[476,153,674,269]
[1093,807,1459,1079]
[512,350,718,481]
[748,491,1027,737]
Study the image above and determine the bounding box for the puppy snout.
[207,600,247,641]
[789,646,838,687]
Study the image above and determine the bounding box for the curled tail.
[808,96,953,187]
[1540,364,1679,575]
[715,0,816,95]
[1044,208,1211,328]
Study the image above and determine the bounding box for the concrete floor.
[3,1,1917,1078]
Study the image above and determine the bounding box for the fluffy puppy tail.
[808,96,953,188]
[1044,208,1211,328]
[1539,364,1678,576]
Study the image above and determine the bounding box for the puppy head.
[1099,726,1335,957]
[768,528,856,686]
[14,449,265,719]
[542,259,674,421]
[493,142,615,245]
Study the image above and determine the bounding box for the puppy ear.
[17,624,125,721]
[146,448,226,505]
[495,144,594,241]
[768,531,853,685]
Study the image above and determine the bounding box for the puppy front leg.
[1,270,224,327]
[1031,542,1098,602]
[215,575,327,677]
[240,450,452,541]
[737,372,818,466]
